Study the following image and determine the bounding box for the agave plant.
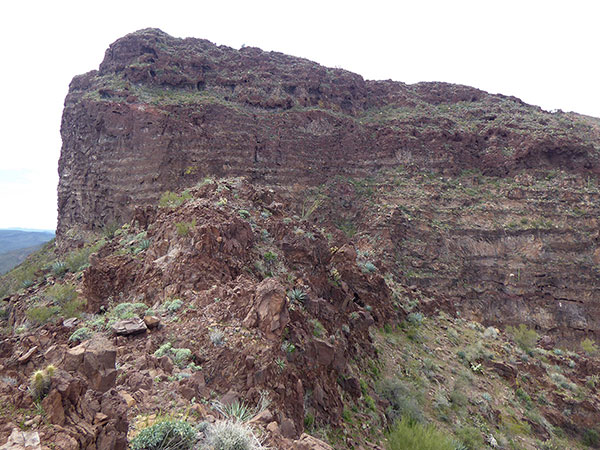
[287,288,307,304]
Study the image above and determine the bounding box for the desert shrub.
[137,239,151,251]
[455,425,484,450]
[582,428,600,447]
[238,209,250,219]
[175,220,196,236]
[310,319,326,338]
[386,417,457,450]
[483,326,498,338]
[111,302,147,319]
[550,372,577,391]
[280,340,295,354]
[153,343,192,368]
[65,246,95,272]
[449,386,468,409]
[459,341,492,365]
[69,327,92,343]
[515,388,532,408]
[377,378,424,424]
[26,305,59,324]
[159,190,192,209]
[102,221,121,239]
[29,365,55,401]
[52,261,67,277]
[581,337,598,356]
[206,421,262,450]
[406,312,424,326]
[360,261,377,273]
[586,375,600,389]
[164,299,183,313]
[46,283,78,306]
[506,324,538,350]
[130,418,196,450]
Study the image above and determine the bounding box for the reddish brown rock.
[111,317,147,336]
[57,28,600,241]
[143,315,160,329]
[41,390,65,426]
[243,279,289,339]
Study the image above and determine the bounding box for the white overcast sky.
[1,0,599,230]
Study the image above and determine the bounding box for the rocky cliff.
[3,28,593,448]
[58,28,600,236]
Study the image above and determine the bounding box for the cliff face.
[56,28,600,345]
[58,28,600,236]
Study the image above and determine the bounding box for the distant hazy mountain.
[0,229,55,274]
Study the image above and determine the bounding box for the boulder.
[292,433,333,450]
[17,346,37,364]
[143,315,160,329]
[111,317,147,336]
[0,429,41,450]
[41,389,65,426]
[64,338,117,392]
[243,278,289,339]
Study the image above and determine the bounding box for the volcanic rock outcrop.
[57,28,600,236]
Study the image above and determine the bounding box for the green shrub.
[515,387,532,408]
[206,420,262,450]
[154,342,173,358]
[386,417,457,450]
[263,251,277,264]
[360,261,377,273]
[61,297,86,318]
[153,343,192,368]
[69,327,92,343]
[581,337,598,356]
[137,239,151,251]
[455,425,484,450]
[164,299,184,313]
[130,419,196,450]
[65,246,95,272]
[377,378,424,424]
[175,220,196,236]
[26,305,60,324]
[159,190,193,209]
[46,283,78,306]
[310,319,326,338]
[364,395,376,410]
[582,428,600,447]
[506,324,538,350]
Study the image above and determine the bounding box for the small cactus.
[29,365,54,400]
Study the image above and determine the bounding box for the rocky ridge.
[2,28,600,449]
[2,177,600,449]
